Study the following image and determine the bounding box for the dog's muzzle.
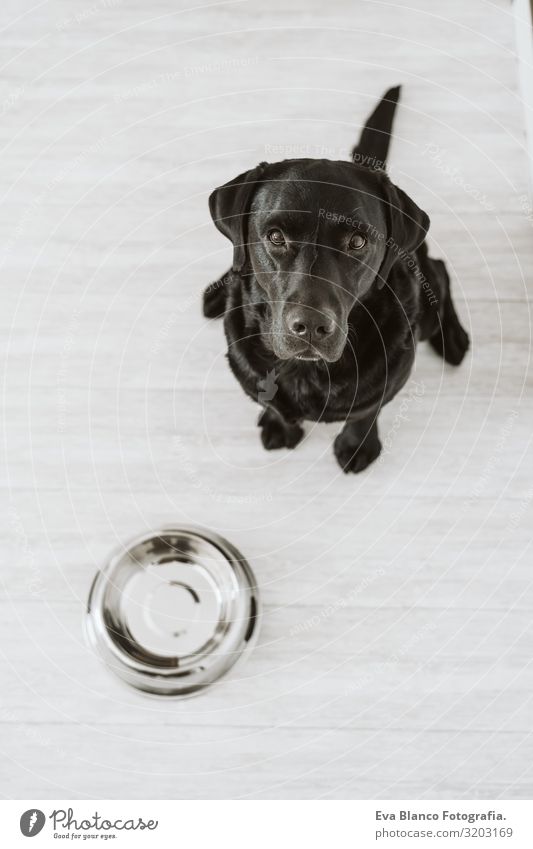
[271,304,347,362]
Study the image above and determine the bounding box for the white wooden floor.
[1,0,532,800]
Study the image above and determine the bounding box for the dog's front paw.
[334,432,382,473]
[259,413,304,451]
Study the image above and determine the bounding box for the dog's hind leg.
[202,270,231,318]
[352,85,401,168]
[427,260,469,366]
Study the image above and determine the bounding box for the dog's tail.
[351,85,401,169]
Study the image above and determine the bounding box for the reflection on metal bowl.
[85,526,260,697]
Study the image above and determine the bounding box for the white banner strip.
[2,799,532,847]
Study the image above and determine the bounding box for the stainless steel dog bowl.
[85,526,260,697]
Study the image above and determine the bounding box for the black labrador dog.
[203,87,469,473]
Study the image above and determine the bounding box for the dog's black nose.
[287,308,335,342]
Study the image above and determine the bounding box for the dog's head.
[209,158,429,362]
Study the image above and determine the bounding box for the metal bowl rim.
[85,525,261,697]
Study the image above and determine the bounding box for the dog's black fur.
[203,87,469,473]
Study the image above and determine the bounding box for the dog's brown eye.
[267,229,286,246]
[349,232,366,250]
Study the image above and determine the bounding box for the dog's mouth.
[273,341,343,363]
[268,332,346,363]
[295,353,321,362]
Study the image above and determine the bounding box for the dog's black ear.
[209,162,268,272]
[376,177,430,288]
